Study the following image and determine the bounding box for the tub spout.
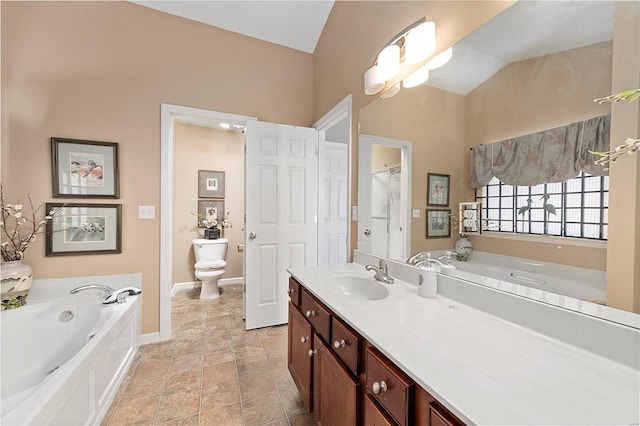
[102,287,142,305]
[70,284,116,296]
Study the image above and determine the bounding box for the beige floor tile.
[109,395,160,425]
[270,366,297,392]
[202,360,238,385]
[236,353,270,376]
[174,339,204,357]
[260,335,287,354]
[201,378,240,411]
[266,352,288,370]
[278,388,306,417]
[241,392,287,426]
[169,353,205,374]
[123,374,166,398]
[199,402,243,426]
[288,411,314,426]
[164,369,202,396]
[238,371,276,401]
[155,413,199,425]
[155,389,201,424]
[204,348,236,366]
[262,420,289,426]
[131,358,171,382]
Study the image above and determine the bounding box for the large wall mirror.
[358,1,638,317]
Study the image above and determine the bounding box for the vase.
[454,236,473,262]
[1,260,33,310]
[204,227,220,240]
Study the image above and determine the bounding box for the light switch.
[412,209,420,218]
[139,205,155,219]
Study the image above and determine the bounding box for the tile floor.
[102,284,314,425]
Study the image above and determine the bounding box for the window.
[475,172,608,240]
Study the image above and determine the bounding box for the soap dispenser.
[417,253,438,298]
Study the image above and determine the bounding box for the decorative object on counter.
[45,203,122,256]
[591,89,640,170]
[454,236,473,261]
[427,173,450,206]
[198,169,225,199]
[1,187,62,309]
[51,137,120,198]
[425,209,450,238]
[192,202,231,240]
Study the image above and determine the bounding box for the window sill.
[476,231,607,249]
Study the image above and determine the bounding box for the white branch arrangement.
[590,89,640,170]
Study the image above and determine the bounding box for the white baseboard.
[172,277,243,297]
[140,332,160,345]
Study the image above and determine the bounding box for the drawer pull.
[287,288,294,295]
[372,380,388,395]
[333,339,346,349]
[305,310,316,318]
[301,336,308,343]
[308,349,317,357]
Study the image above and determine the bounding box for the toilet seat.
[195,260,226,270]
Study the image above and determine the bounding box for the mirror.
[357,1,638,319]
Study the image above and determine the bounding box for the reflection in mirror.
[358,1,640,319]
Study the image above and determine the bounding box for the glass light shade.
[405,21,436,64]
[364,65,385,95]
[425,47,453,70]
[377,44,400,81]
[380,83,400,99]
[402,64,429,88]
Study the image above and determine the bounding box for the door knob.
[248,232,257,240]
[364,228,371,236]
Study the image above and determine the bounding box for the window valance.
[469,115,610,188]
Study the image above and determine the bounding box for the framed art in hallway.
[427,173,450,206]
[426,209,451,239]
[51,137,120,198]
[45,203,122,256]
[198,170,225,198]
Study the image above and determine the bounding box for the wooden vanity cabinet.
[288,303,314,412]
[364,393,396,426]
[288,277,301,308]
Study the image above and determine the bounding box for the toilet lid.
[195,260,226,270]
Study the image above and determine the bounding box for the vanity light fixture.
[364,17,447,97]
[424,47,453,70]
[380,83,401,99]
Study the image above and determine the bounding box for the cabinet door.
[364,393,396,426]
[288,303,313,411]
[313,334,359,425]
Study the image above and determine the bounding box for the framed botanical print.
[45,203,122,256]
[198,170,225,198]
[197,200,225,228]
[427,173,450,206]
[51,137,120,198]
[426,209,451,239]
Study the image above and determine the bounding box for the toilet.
[193,238,228,300]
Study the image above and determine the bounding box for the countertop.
[288,263,640,426]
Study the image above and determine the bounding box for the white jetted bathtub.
[1,275,141,425]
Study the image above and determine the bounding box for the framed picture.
[197,199,225,228]
[51,137,120,198]
[45,203,122,256]
[427,173,450,206]
[198,170,225,198]
[426,209,451,239]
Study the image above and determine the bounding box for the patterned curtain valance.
[470,115,610,188]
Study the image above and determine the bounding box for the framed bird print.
[51,137,120,198]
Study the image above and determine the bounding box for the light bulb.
[364,65,385,95]
[405,21,436,64]
[377,44,400,81]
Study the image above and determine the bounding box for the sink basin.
[320,271,389,301]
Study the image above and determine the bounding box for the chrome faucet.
[70,285,142,305]
[406,251,428,266]
[365,259,394,284]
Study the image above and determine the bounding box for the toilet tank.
[193,238,228,263]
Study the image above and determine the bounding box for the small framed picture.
[427,173,450,206]
[197,200,225,228]
[51,137,120,198]
[198,170,225,198]
[45,203,122,256]
[426,209,451,239]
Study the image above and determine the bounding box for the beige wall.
[464,42,613,270]
[1,1,313,334]
[172,123,244,284]
[371,145,401,172]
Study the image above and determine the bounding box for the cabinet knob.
[372,381,388,395]
[308,349,317,357]
[305,310,316,318]
[287,288,294,295]
[333,339,346,349]
[301,336,308,343]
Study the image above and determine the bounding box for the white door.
[318,141,348,265]
[245,121,318,330]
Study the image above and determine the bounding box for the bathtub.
[434,250,607,304]
[1,280,140,425]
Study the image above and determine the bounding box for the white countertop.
[288,263,640,426]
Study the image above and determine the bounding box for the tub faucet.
[70,285,142,305]
[365,259,394,284]
[70,284,116,296]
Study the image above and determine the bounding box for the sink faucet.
[406,251,428,266]
[365,259,394,284]
[70,285,142,305]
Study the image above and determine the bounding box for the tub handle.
[509,273,546,286]
[102,287,143,305]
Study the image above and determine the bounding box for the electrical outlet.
[139,205,155,219]
[412,209,420,218]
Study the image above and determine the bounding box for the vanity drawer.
[364,393,396,426]
[330,316,360,376]
[288,277,301,308]
[300,288,331,343]
[429,402,463,426]
[366,346,414,426]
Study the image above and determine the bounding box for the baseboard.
[172,277,243,297]
[140,332,160,345]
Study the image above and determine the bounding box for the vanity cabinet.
[288,277,464,426]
